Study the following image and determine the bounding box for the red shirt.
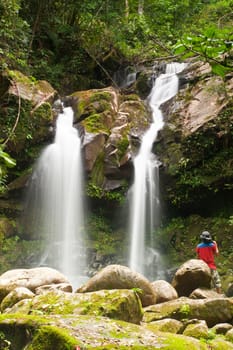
[196,241,217,269]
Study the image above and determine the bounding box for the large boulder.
[6,289,143,324]
[151,279,178,303]
[143,296,233,327]
[77,264,157,307]
[0,267,69,302]
[171,259,212,296]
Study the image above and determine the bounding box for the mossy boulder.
[0,313,219,349]
[143,296,233,327]
[1,287,34,312]
[7,289,143,324]
[183,320,209,339]
[144,318,184,334]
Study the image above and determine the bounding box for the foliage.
[0,235,44,274]
[0,332,11,350]
[1,0,231,91]
[174,26,233,77]
[0,146,16,193]
[0,0,30,71]
[87,182,127,203]
[86,213,118,254]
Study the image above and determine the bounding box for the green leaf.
[173,43,187,54]
[211,63,231,77]
[0,149,16,168]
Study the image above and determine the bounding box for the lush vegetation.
[0,0,232,186]
[1,1,233,88]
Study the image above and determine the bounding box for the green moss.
[116,133,129,161]
[162,333,207,350]
[27,325,78,350]
[205,337,233,349]
[82,113,110,134]
[90,151,105,187]
[89,91,112,103]
[8,70,34,86]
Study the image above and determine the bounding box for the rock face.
[171,259,212,296]
[157,60,233,211]
[71,87,151,196]
[77,264,157,307]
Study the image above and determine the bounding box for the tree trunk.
[125,0,129,18]
[138,0,144,15]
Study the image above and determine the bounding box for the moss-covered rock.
[7,289,143,325]
[1,287,34,312]
[143,297,233,327]
[183,320,209,339]
[0,314,217,349]
[144,318,183,334]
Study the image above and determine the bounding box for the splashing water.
[128,62,186,278]
[25,107,87,286]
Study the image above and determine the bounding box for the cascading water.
[128,62,186,278]
[25,106,87,287]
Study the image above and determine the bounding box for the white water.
[26,107,86,286]
[128,62,186,277]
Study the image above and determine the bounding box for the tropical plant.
[0,145,16,193]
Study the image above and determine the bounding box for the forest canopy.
[1,0,232,92]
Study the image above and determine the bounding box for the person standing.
[196,231,222,294]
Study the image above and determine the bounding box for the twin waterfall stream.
[128,62,186,278]
[27,62,185,287]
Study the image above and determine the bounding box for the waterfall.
[128,62,186,278]
[25,106,87,287]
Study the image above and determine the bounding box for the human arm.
[213,240,219,254]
